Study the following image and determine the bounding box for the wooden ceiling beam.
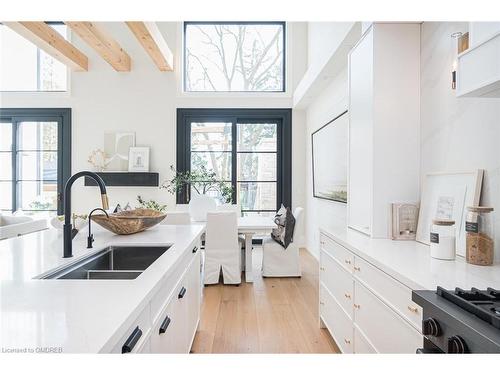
[126,22,173,71]
[65,22,131,72]
[3,21,88,71]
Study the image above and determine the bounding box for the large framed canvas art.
[311,110,348,203]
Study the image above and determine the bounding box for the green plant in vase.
[161,165,233,204]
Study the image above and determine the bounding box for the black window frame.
[0,108,71,215]
[183,21,287,93]
[176,108,292,213]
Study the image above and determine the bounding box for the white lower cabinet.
[111,241,202,354]
[354,281,421,353]
[150,250,201,353]
[319,231,422,354]
[320,285,353,353]
[354,324,376,354]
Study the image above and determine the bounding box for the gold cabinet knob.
[320,301,325,306]
[320,267,326,271]
[344,293,351,299]
[354,303,361,309]
[344,259,351,264]
[407,305,418,313]
[344,338,351,344]
[354,266,361,271]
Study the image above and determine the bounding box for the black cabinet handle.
[192,246,198,253]
[178,286,187,299]
[122,326,142,353]
[159,315,171,334]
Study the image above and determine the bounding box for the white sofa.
[0,213,48,240]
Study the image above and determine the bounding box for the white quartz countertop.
[321,226,500,291]
[0,224,204,353]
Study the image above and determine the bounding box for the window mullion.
[11,120,18,213]
[231,119,238,204]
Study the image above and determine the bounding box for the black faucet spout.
[63,171,109,258]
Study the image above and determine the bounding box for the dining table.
[236,216,277,283]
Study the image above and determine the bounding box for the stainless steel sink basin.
[40,245,170,280]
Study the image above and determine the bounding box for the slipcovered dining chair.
[216,203,241,216]
[161,211,191,225]
[203,211,242,285]
[262,207,304,277]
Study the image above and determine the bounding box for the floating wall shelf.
[84,172,160,187]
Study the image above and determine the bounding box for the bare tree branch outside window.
[184,23,285,92]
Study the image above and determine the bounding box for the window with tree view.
[177,109,292,217]
[184,22,285,92]
[0,109,71,215]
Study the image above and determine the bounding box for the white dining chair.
[203,211,242,285]
[161,211,191,225]
[216,203,242,216]
[262,207,304,277]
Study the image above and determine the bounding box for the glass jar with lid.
[430,219,456,260]
[466,206,494,266]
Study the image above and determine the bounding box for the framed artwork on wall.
[128,147,150,172]
[311,110,348,203]
[416,170,484,256]
[104,132,136,171]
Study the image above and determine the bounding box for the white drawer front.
[354,324,377,354]
[320,250,354,318]
[354,281,421,353]
[320,234,354,273]
[353,256,422,331]
[320,285,353,353]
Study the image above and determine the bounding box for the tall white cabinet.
[348,23,421,238]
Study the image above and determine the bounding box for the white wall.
[1,22,307,217]
[421,22,500,260]
[305,68,349,259]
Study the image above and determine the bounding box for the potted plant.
[161,165,233,221]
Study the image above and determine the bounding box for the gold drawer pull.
[407,306,418,313]
[320,267,326,271]
[354,303,361,309]
[344,338,351,344]
[344,259,351,265]
[354,266,361,271]
[344,293,351,299]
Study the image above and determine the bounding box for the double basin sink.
[40,246,170,280]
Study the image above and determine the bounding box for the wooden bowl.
[91,209,167,235]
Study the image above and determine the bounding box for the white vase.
[189,194,216,222]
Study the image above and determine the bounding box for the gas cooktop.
[437,287,500,329]
[412,287,500,353]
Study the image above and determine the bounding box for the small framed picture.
[128,147,150,172]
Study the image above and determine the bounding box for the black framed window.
[0,108,71,215]
[183,22,286,92]
[177,108,291,216]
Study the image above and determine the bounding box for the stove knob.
[422,318,442,337]
[447,335,468,354]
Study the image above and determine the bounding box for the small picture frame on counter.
[391,203,419,240]
[128,147,150,172]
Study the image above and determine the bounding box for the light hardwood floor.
[191,247,340,353]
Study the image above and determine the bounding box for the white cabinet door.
[320,250,354,319]
[354,281,421,353]
[320,285,353,353]
[150,297,178,353]
[348,27,373,235]
[186,249,201,349]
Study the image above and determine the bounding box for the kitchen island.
[0,224,204,353]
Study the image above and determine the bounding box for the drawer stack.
[319,232,422,353]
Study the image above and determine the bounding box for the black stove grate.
[437,287,500,329]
